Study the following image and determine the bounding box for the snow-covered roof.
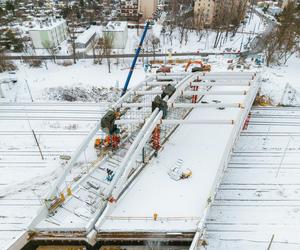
[75,27,96,44]
[104,21,127,32]
[28,18,66,31]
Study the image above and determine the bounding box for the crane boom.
[121,21,150,97]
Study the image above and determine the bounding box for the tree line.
[262,1,300,66]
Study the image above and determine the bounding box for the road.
[3,51,242,61]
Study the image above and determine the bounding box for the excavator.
[184,60,211,72]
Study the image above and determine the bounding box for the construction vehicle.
[94,109,122,152]
[156,65,172,73]
[152,84,176,119]
[185,60,211,72]
[121,21,150,96]
[152,95,168,118]
[168,159,192,181]
[45,193,65,213]
[94,21,150,153]
[161,84,176,99]
[101,109,121,135]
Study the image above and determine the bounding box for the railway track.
[0,102,108,107]
[200,106,300,249]
[0,131,103,136]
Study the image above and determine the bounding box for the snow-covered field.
[0,55,242,103]
[260,54,300,105]
[0,59,145,102]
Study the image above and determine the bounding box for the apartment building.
[194,0,247,26]
[28,19,68,49]
[120,0,140,21]
[138,0,159,20]
[281,0,300,8]
[120,0,159,22]
[194,0,216,25]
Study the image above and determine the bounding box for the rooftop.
[28,18,66,31]
[104,21,127,32]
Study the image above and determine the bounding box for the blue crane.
[121,21,150,97]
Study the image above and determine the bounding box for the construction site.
[1,12,300,250]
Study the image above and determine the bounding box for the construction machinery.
[156,65,172,73]
[168,159,192,181]
[161,84,176,99]
[152,84,176,119]
[185,60,211,72]
[121,21,150,96]
[94,109,121,152]
[94,21,150,155]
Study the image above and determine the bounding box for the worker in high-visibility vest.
[111,134,121,149]
[104,135,111,147]
[94,138,102,148]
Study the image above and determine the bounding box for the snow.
[75,27,96,45]
[0,7,296,248]
[0,102,111,249]
[85,12,266,55]
[203,107,300,249]
[105,21,128,32]
[260,54,300,105]
[99,74,258,232]
[28,18,66,31]
[0,55,249,103]
[0,60,146,102]
[148,12,265,54]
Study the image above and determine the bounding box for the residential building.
[194,0,216,25]
[120,0,140,22]
[281,0,300,8]
[138,0,159,20]
[194,0,248,26]
[28,19,68,49]
[75,27,97,49]
[103,21,128,49]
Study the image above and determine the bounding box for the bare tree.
[67,7,78,64]
[42,41,57,63]
[146,34,160,61]
[194,10,206,42]
[93,38,104,64]
[262,29,280,66]
[262,1,300,66]
[102,33,114,73]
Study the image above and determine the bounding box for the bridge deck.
[98,75,259,233]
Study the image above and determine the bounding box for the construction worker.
[111,134,121,149]
[94,138,102,149]
[104,135,111,147]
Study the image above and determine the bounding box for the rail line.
[196,106,300,249]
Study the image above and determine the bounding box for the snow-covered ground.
[260,54,300,105]
[0,59,145,102]
[0,55,243,103]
